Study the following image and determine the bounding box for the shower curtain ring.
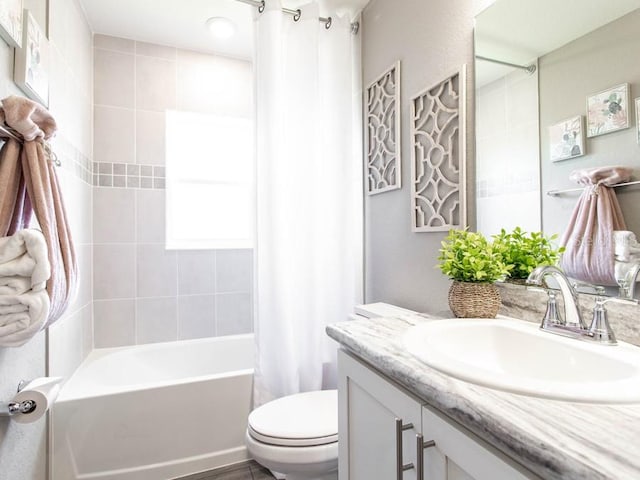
[324,16,332,29]
[258,0,265,13]
[293,9,301,21]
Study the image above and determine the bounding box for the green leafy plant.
[437,229,509,283]
[492,227,565,279]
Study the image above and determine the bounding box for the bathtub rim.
[56,333,255,402]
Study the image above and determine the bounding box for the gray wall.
[540,10,640,238]
[362,0,488,313]
[0,0,94,479]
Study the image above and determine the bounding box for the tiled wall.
[92,35,254,348]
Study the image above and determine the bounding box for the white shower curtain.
[253,0,363,406]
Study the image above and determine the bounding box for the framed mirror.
[475,0,640,296]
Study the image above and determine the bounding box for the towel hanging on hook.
[0,95,77,333]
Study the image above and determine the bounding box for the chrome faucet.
[525,265,638,345]
[527,265,587,332]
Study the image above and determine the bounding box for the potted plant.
[492,227,565,281]
[437,229,509,318]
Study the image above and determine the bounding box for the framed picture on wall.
[636,97,640,144]
[549,115,584,162]
[586,83,629,137]
[0,0,22,48]
[14,9,49,106]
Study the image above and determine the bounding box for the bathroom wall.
[0,0,93,479]
[361,0,489,313]
[476,67,540,237]
[92,35,254,348]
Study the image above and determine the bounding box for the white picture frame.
[14,9,48,106]
[586,83,630,138]
[0,0,22,48]
[549,115,585,162]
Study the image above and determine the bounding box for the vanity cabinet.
[338,350,538,480]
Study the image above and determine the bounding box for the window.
[165,110,253,249]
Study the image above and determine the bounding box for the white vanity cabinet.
[338,350,538,480]
[338,350,423,480]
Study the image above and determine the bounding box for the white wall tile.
[94,49,135,107]
[216,292,253,336]
[178,250,216,295]
[135,110,166,165]
[135,189,165,244]
[136,297,178,344]
[135,41,176,60]
[94,106,135,164]
[94,244,136,299]
[136,244,177,297]
[178,295,216,339]
[93,187,136,243]
[135,56,176,112]
[95,34,135,54]
[216,249,253,293]
[94,300,136,347]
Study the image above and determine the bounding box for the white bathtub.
[51,334,254,480]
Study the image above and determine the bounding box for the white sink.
[402,318,640,403]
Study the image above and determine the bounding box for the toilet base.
[270,471,337,480]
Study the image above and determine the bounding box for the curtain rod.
[236,0,360,33]
[547,180,640,196]
[475,55,536,74]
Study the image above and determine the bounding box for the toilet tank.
[349,302,416,320]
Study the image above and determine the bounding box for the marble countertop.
[326,313,640,480]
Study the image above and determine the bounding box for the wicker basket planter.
[448,281,501,318]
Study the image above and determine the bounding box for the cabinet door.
[421,406,539,480]
[338,350,423,480]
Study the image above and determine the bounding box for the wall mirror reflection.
[475,0,640,297]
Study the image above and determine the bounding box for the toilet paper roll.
[11,376,62,424]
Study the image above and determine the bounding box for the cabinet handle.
[395,418,415,479]
[416,433,437,480]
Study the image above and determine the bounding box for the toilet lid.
[248,390,338,447]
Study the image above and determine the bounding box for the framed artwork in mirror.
[0,0,22,48]
[14,9,49,106]
[549,115,584,162]
[586,83,629,138]
[636,97,640,144]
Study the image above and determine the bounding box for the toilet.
[246,303,416,480]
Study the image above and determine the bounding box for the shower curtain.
[253,0,363,406]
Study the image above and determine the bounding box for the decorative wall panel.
[366,62,401,194]
[410,67,466,232]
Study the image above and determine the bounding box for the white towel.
[0,291,50,347]
[0,229,51,347]
[0,276,32,295]
[0,229,50,289]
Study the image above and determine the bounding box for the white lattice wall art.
[410,66,467,232]
[366,62,401,195]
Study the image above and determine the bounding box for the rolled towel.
[0,276,32,295]
[0,229,50,289]
[0,290,50,347]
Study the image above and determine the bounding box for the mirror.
[475,0,640,296]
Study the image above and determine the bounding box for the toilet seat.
[247,390,338,447]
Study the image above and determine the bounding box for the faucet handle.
[588,296,637,345]
[537,289,565,328]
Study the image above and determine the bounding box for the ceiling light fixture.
[206,17,237,39]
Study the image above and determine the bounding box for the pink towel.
[0,95,77,330]
[560,166,630,285]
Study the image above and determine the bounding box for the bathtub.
[51,334,254,480]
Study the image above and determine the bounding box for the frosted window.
[166,110,253,249]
